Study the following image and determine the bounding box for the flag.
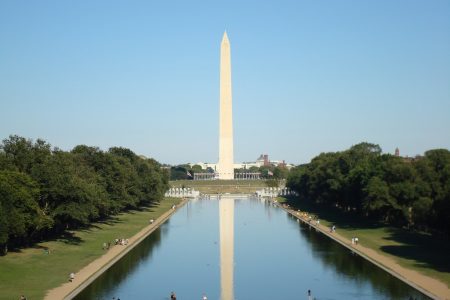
[268,171,273,176]
[187,171,193,177]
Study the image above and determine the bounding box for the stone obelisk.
[217,31,234,180]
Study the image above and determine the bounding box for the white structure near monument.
[216,31,235,180]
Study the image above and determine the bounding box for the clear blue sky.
[1,0,449,165]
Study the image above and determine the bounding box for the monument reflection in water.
[219,196,234,300]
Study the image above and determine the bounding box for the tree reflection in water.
[291,215,430,300]
[74,226,163,300]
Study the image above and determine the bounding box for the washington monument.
[217,31,234,180]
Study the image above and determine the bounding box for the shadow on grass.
[282,196,381,230]
[83,204,162,231]
[6,243,58,254]
[95,215,123,226]
[121,203,160,213]
[57,231,83,245]
[283,196,450,274]
[2,203,170,256]
[135,203,159,211]
[381,228,450,273]
[5,246,23,253]
[6,231,84,253]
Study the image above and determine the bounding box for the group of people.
[295,210,321,227]
[351,237,359,245]
[115,238,129,246]
[307,214,320,227]
[102,238,129,250]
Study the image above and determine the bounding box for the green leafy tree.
[170,165,190,180]
[0,170,51,253]
[191,164,203,173]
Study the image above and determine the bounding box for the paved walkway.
[277,202,449,300]
[45,199,187,300]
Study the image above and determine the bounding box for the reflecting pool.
[75,196,430,300]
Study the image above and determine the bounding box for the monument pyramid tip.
[222,31,229,42]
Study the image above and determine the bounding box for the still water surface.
[75,196,430,300]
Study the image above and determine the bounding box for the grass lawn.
[170,179,273,193]
[278,196,450,288]
[0,197,182,300]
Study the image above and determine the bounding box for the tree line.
[0,135,168,255]
[287,142,450,237]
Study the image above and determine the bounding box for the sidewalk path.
[45,199,188,300]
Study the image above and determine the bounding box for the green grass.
[0,197,182,300]
[170,179,273,193]
[278,196,450,287]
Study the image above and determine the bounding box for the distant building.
[189,154,294,171]
[391,148,423,163]
[255,154,270,166]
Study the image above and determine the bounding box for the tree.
[170,165,189,180]
[191,165,203,173]
[363,177,398,221]
[0,170,51,253]
[248,166,259,173]
[273,166,289,179]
